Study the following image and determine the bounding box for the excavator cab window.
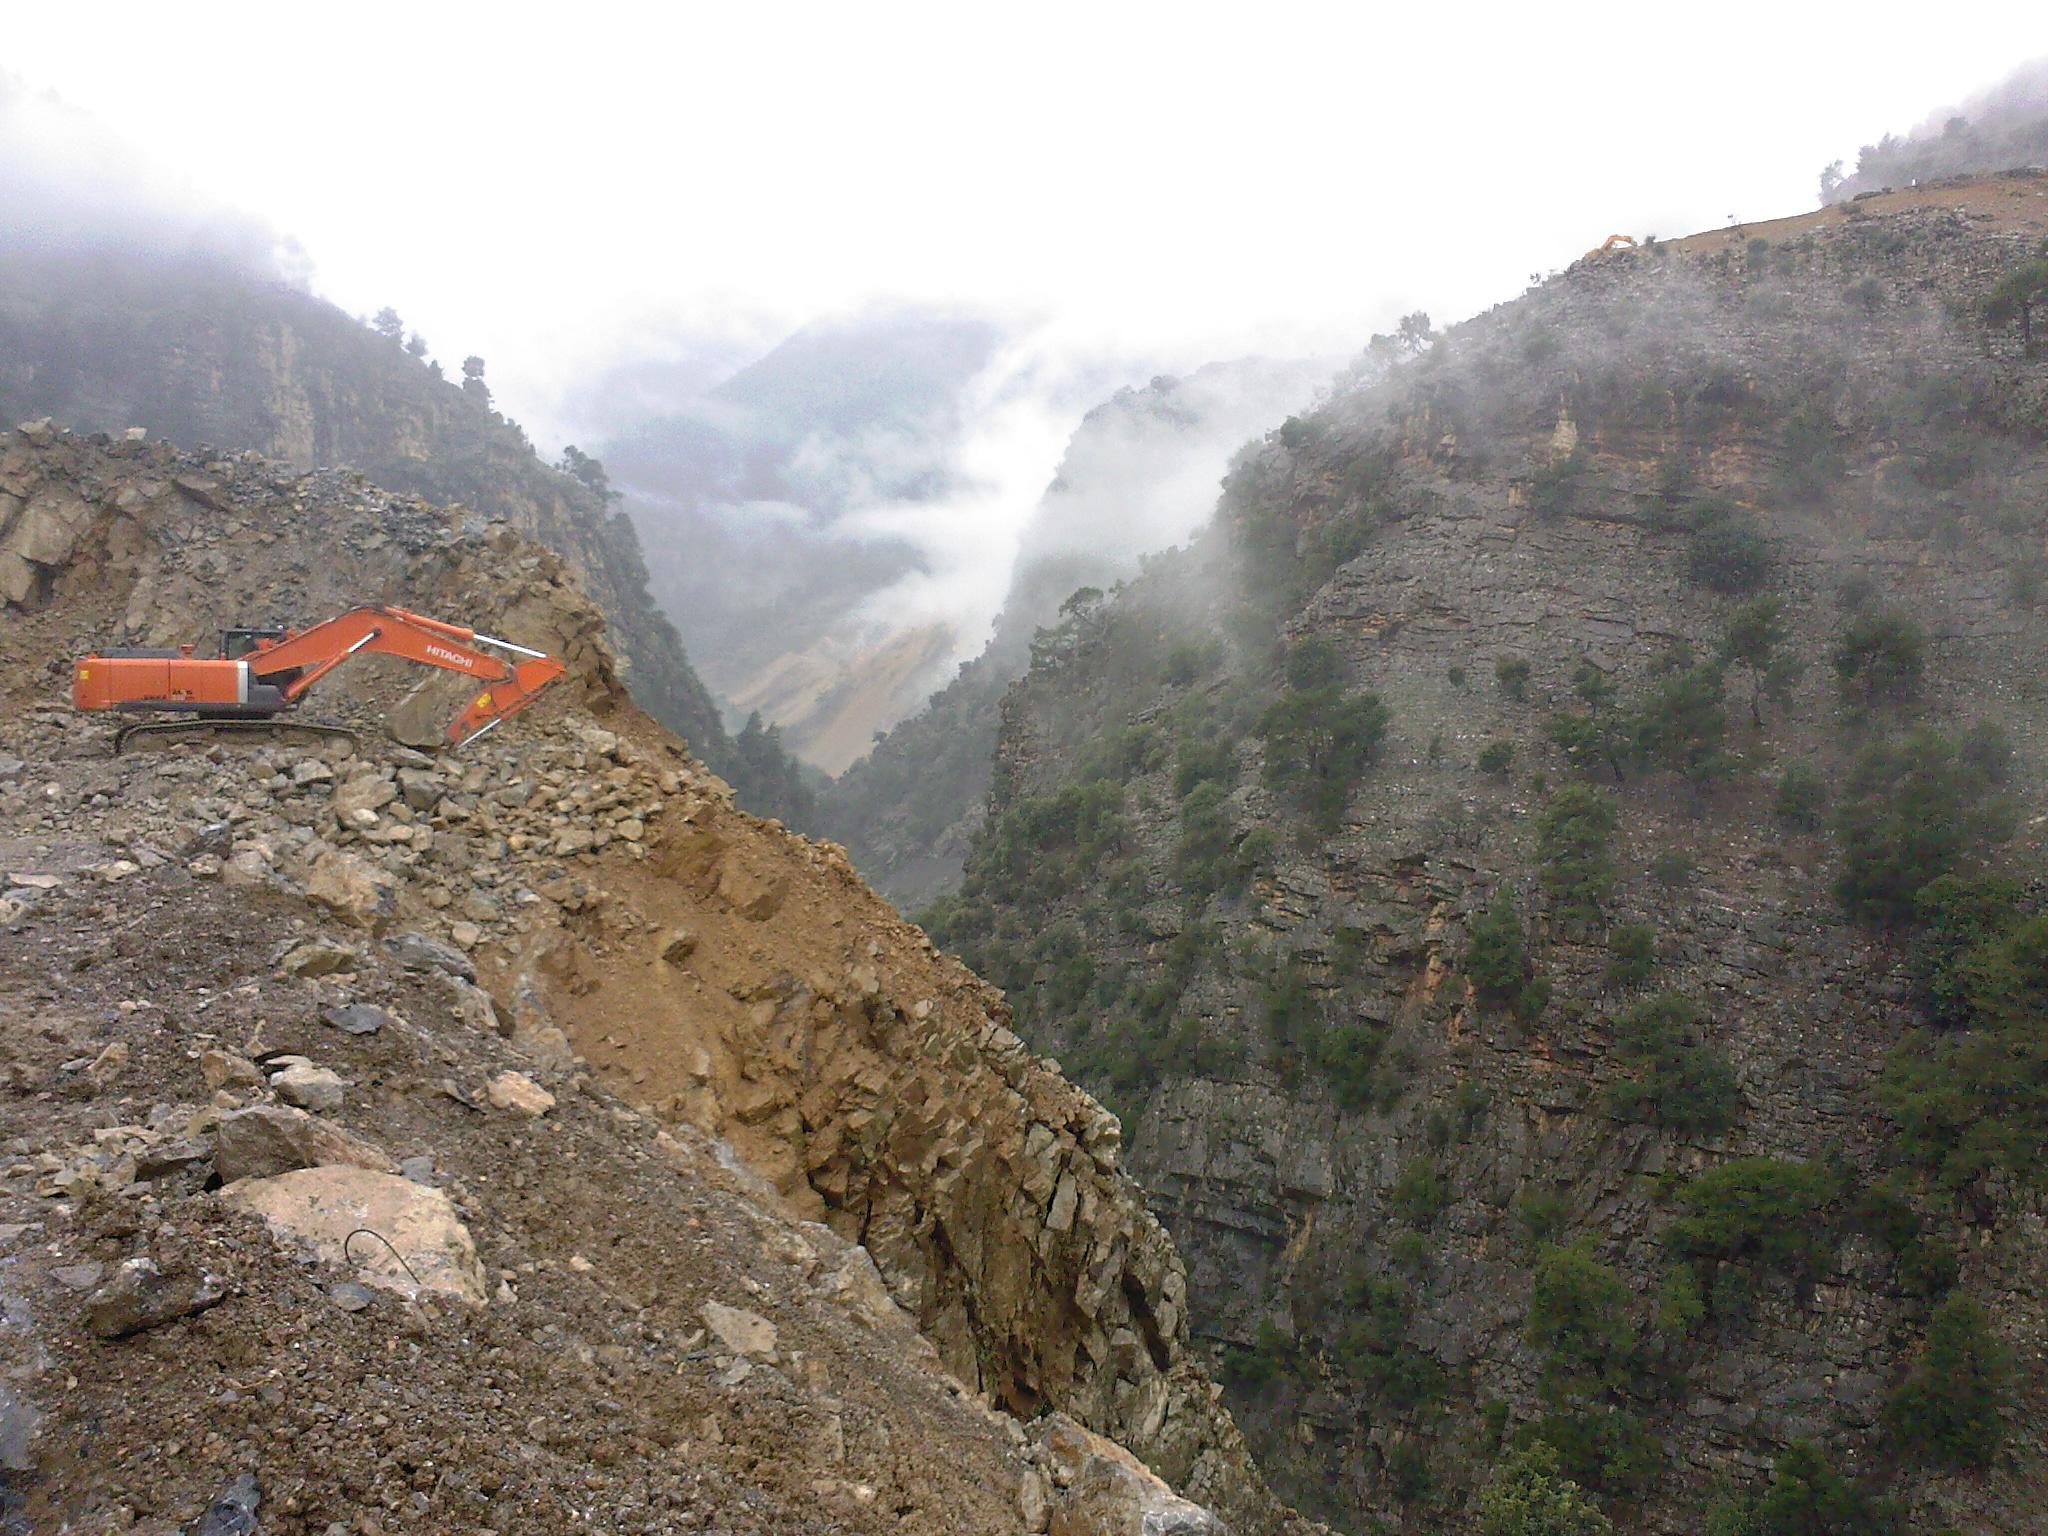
[220,627,286,660]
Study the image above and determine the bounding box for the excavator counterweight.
[71,603,566,752]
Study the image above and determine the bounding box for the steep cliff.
[0,244,815,818]
[931,185,2048,1532]
[0,426,1313,1534]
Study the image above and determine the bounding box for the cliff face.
[932,188,2048,1532]
[0,425,1313,1535]
[0,245,789,809]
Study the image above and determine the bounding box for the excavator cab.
[220,626,287,661]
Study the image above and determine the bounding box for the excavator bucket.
[447,656,568,747]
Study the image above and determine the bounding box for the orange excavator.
[72,603,566,752]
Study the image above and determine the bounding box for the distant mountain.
[820,355,1335,904]
[597,308,1007,771]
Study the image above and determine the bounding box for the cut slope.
[0,424,1316,1535]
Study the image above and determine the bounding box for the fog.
[0,73,298,279]
[1,12,2039,755]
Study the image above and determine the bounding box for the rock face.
[935,189,2048,1532]
[0,429,1307,1535]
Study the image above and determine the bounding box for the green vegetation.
[1175,780,1252,901]
[1606,993,1740,1136]
[975,781,1130,906]
[1466,893,1548,1020]
[1476,1444,1614,1536]
[1833,727,2014,926]
[1257,636,1391,832]
[1536,786,1618,921]
[1718,595,1803,723]
[1604,923,1657,987]
[1882,875,2048,1187]
[1478,740,1516,775]
[1496,655,1533,700]
[1650,850,1695,888]
[1390,1156,1449,1227]
[1668,1158,1836,1277]
[1778,402,1845,502]
[1629,662,1732,784]
[1520,1406,1660,1500]
[1847,1179,1957,1296]
[1653,1265,1705,1337]
[1883,1294,2009,1467]
[1527,1243,1632,1387]
[1984,253,2048,352]
[1335,1269,1445,1412]
[1831,609,1925,704]
[1221,1318,1296,1392]
[1706,1441,1900,1536]
[1773,763,1826,831]
[1529,447,1590,519]
[1687,498,1772,594]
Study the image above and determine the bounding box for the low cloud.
[0,72,298,279]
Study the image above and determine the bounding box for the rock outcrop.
[0,426,1313,1534]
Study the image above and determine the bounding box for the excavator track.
[112,718,360,755]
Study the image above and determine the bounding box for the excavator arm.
[241,605,567,746]
[72,603,567,749]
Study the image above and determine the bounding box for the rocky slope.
[0,425,1313,1534]
[0,244,817,817]
[930,185,2048,1532]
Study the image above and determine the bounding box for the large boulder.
[0,481,94,607]
[1037,1416,1223,1536]
[221,1166,487,1303]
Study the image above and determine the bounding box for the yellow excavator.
[1584,234,1639,259]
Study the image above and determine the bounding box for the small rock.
[133,1136,213,1180]
[385,931,474,980]
[0,1383,40,1474]
[449,921,482,951]
[328,1282,376,1313]
[305,848,397,931]
[50,1262,105,1292]
[321,1003,389,1037]
[486,1071,554,1117]
[270,1061,349,1113]
[201,1050,264,1091]
[214,1105,395,1183]
[281,939,356,978]
[398,1155,437,1185]
[333,775,398,827]
[194,1471,261,1536]
[659,929,698,965]
[84,1257,226,1339]
[700,1300,779,1363]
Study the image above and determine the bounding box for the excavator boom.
[72,603,566,750]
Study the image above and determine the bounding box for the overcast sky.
[4,3,2038,445]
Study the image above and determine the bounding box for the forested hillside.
[926,189,2048,1532]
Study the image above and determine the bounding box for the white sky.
[2,3,2040,443]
